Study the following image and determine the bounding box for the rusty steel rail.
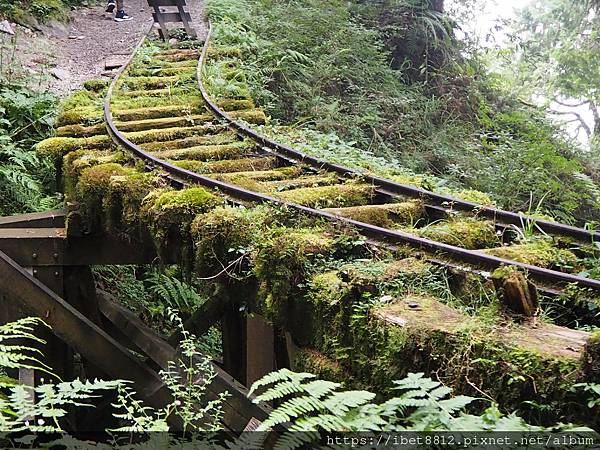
[102,31,600,294]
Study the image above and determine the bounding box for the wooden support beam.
[0,228,156,266]
[97,291,272,431]
[245,314,275,388]
[0,209,66,229]
[0,249,173,411]
[168,285,231,346]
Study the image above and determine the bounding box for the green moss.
[124,124,229,144]
[74,163,131,233]
[192,205,271,275]
[105,172,164,234]
[254,227,333,326]
[264,174,338,192]
[122,74,194,90]
[277,183,374,208]
[63,150,120,198]
[324,200,424,227]
[415,217,499,249]
[293,348,349,383]
[229,109,268,125]
[454,189,494,205]
[36,135,113,160]
[61,90,101,110]
[484,239,579,269]
[172,156,276,174]
[140,132,237,152]
[56,123,106,138]
[217,167,303,182]
[56,107,103,127]
[582,332,600,379]
[83,79,109,93]
[128,66,197,77]
[112,104,205,122]
[150,141,253,161]
[115,113,218,133]
[142,187,225,266]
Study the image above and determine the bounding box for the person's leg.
[106,0,116,13]
[116,0,124,10]
[114,0,133,21]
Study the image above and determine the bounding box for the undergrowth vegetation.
[205,0,600,224]
[0,0,89,24]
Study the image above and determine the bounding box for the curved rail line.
[103,26,600,294]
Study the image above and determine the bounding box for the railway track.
[93,25,600,296]
[25,20,599,431]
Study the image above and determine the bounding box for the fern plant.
[145,272,205,317]
[0,318,121,433]
[248,369,566,449]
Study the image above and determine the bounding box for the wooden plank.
[0,249,172,409]
[246,314,275,387]
[104,55,130,70]
[148,0,187,6]
[0,229,156,266]
[0,209,65,229]
[97,291,272,430]
[152,11,192,23]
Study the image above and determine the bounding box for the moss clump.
[229,109,268,125]
[142,188,225,266]
[484,239,579,270]
[36,135,113,160]
[56,123,106,138]
[122,74,194,90]
[56,107,103,127]
[293,348,349,383]
[218,167,303,182]
[124,124,229,144]
[74,163,131,234]
[192,205,271,275]
[140,132,237,152]
[264,174,338,192]
[218,99,255,111]
[254,228,333,326]
[112,104,205,122]
[151,141,253,161]
[63,150,120,197]
[83,79,109,93]
[213,174,268,193]
[105,172,164,235]
[61,90,101,110]
[582,332,600,379]
[455,189,494,206]
[114,114,217,133]
[128,66,197,77]
[277,183,374,208]
[172,156,276,174]
[324,200,424,227]
[415,217,499,249]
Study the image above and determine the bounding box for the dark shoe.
[106,0,116,13]
[114,10,133,22]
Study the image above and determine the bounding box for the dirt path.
[3,0,207,97]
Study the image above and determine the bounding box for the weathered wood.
[0,249,172,408]
[168,285,231,346]
[246,314,275,387]
[492,268,539,317]
[0,209,65,229]
[104,54,130,70]
[0,228,155,266]
[97,291,272,430]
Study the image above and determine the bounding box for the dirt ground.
[0,0,207,97]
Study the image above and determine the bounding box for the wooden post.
[147,0,197,40]
[245,314,275,387]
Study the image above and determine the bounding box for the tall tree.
[510,0,600,145]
